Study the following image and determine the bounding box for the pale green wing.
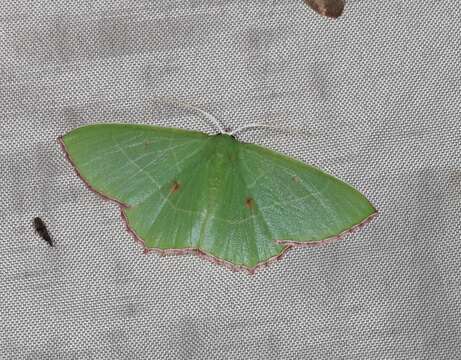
[122,134,286,270]
[60,124,210,206]
[237,142,377,244]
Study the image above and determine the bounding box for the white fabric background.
[1,1,460,359]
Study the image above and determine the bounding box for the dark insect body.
[33,217,54,247]
[304,0,345,18]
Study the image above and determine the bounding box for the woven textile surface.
[1,1,460,359]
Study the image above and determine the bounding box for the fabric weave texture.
[1,1,460,359]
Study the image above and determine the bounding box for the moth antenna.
[153,97,227,134]
[229,123,311,137]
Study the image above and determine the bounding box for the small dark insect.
[304,0,345,19]
[33,217,54,247]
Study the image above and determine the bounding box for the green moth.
[59,123,376,273]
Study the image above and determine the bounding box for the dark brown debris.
[304,0,345,19]
[33,217,54,247]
